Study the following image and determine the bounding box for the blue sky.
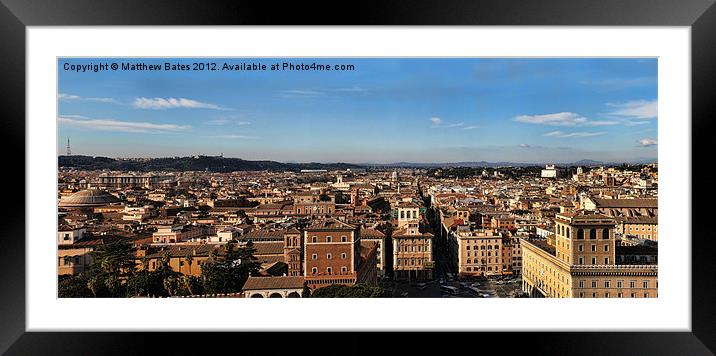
[58,58,657,164]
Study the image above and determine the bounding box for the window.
[312,254,317,260]
[617,280,623,288]
[602,228,609,239]
[643,281,648,288]
[341,253,347,259]
[326,236,332,243]
[592,292,597,298]
[327,253,332,260]
[604,244,609,252]
[604,257,609,264]
[579,280,584,288]
[591,257,596,265]
[589,229,596,240]
[591,244,596,252]
[579,292,584,298]
[604,281,610,288]
[605,292,610,298]
[630,281,636,288]
[311,267,317,274]
[618,292,623,297]
[591,280,597,288]
[579,257,584,264]
[578,244,584,252]
[341,236,347,242]
[312,236,317,243]
[326,267,332,275]
[341,267,347,273]
[577,229,584,239]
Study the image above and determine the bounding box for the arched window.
[577,229,584,240]
[590,229,596,240]
[602,228,609,239]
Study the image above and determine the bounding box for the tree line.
[58,240,260,298]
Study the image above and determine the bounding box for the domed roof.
[59,189,122,207]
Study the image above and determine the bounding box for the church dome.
[59,189,122,208]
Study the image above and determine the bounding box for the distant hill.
[58,155,361,172]
[369,159,655,168]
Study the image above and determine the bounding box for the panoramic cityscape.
[57,58,657,298]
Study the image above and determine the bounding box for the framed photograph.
[2,0,714,354]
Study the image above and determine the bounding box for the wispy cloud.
[605,99,657,119]
[211,134,258,139]
[132,97,228,110]
[59,93,118,103]
[579,77,656,88]
[543,131,607,138]
[334,86,368,93]
[513,112,589,126]
[638,138,658,147]
[624,120,652,126]
[59,115,190,133]
[281,89,325,98]
[584,120,620,126]
[280,87,369,99]
[430,117,478,130]
[519,143,531,148]
[206,119,250,126]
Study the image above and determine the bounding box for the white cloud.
[463,125,480,130]
[624,120,651,126]
[584,120,620,126]
[605,100,657,119]
[543,131,607,138]
[447,122,465,128]
[513,112,589,126]
[638,138,658,147]
[207,119,251,126]
[579,77,655,88]
[430,117,442,126]
[211,134,258,139]
[519,143,530,148]
[59,93,117,103]
[334,86,368,93]
[58,115,189,133]
[133,97,227,110]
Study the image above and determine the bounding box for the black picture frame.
[1,0,713,354]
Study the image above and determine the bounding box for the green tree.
[201,240,259,294]
[87,240,137,297]
[301,281,311,298]
[58,274,92,298]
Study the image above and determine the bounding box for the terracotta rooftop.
[592,198,658,208]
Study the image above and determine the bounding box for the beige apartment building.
[454,229,503,277]
[392,222,434,281]
[521,210,658,298]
